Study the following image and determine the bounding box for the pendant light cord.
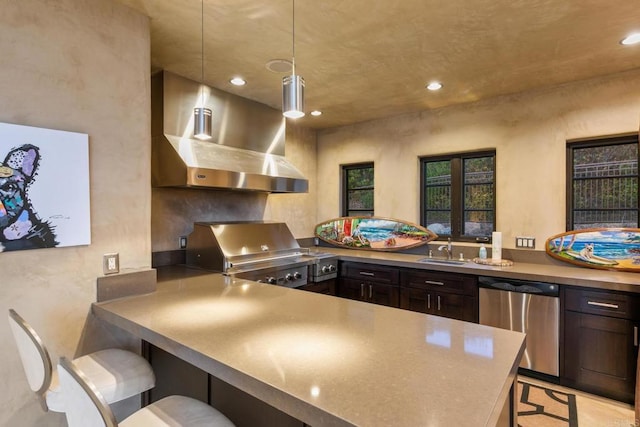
[201,0,205,106]
[291,0,296,75]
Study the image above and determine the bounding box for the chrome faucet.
[438,238,453,259]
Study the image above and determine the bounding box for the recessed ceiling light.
[310,110,322,116]
[230,77,246,86]
[426,82,443,91]
[620,33,640,45]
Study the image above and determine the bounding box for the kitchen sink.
[417,257,469,265]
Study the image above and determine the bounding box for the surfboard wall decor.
[315,216,438,251]
[545,228,640,273]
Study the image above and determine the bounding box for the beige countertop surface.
[308,247,640,293]
[93,269,525,426]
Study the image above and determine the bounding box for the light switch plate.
[515,236,535,249]
[103,253,119,275]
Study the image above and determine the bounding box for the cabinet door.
[368,282,400,307]
[337,278,366,301]
[400,287,434,314]
[564,310,637,403]
[435,292,477,322]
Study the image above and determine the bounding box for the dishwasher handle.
[478,276,559,297]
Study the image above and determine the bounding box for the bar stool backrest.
[57,356,118,427]
[8,309,53,410]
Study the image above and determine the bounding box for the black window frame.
[420,150,496,242]
[566,134,639,231]
[342,162,374,217]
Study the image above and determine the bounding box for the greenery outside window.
[421,151,495,241]
[567,135,639,230]
[342,163,374,217]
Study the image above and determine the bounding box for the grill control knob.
[321,265,331,274]
[293,272,302,279]
[285,273,294,281]
[328,264,337,272]
[266,277,277,284]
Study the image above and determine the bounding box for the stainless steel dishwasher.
[478,276,560,377]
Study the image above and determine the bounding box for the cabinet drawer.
[565,288,640,320]
[340,262,399,284]
[400,269,477,296]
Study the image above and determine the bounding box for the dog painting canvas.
[0,122,90,252]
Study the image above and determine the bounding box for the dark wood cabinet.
[298,278,336,295]
[339,277,400,306]
[337,262,400,307]
[399,269,478,322]
[563,288,639,403]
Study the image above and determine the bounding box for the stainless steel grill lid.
[185,221,304,272]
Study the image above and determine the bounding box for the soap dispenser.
[478,244,487,259]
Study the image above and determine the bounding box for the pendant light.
[194,0,212,140]
[282,0,305,119]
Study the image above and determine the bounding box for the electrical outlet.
[103,253,119,275]
[179,236,187,249]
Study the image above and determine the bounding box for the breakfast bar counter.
[93,268,525,426]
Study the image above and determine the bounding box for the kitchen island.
[93,267,526,426]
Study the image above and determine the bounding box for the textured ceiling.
[115,0,640,129]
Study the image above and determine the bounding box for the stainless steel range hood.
[151,71,308,193]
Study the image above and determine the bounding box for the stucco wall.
[0,1,151,425]
[317,70,640,250]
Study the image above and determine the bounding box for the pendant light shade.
[194,0,212,140]
[283,74,305,118]
[194,107,212,140]
[282,0,305,119]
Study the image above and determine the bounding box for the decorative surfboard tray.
[545,228,640,273]
[472,258,514,267]
[315,216,438,251]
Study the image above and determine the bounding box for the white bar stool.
[58,356,235,427]
[8,308,155,412]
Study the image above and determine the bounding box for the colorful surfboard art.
[545,228,640,273]
[315,216,438,251]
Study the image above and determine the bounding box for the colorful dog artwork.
[0,122,91,253]
[0,144,58,251]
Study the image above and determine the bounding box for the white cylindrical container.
[492,232,502,261]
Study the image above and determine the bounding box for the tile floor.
[521,376,636,427]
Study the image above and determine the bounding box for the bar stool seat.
[8,309,155,412]
[58,356,235,427]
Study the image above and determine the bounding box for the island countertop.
[93,269,525,426]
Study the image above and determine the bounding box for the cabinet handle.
[437,295,441,311]
[359,272,375,277]
[369,284,372,299]
[360,283,364,298]
[587,301,619,309]
[424,280,445,286]
[427,294,431,309]
[635,326,638,347]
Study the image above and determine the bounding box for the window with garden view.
[343,163,374,217]
[421,151,495,241]
[567,135,639,230]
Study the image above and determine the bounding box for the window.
[342,163,374,217]
[421,151,495,241]
[567,135,639,230]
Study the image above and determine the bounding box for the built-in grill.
[185,221,337,288]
